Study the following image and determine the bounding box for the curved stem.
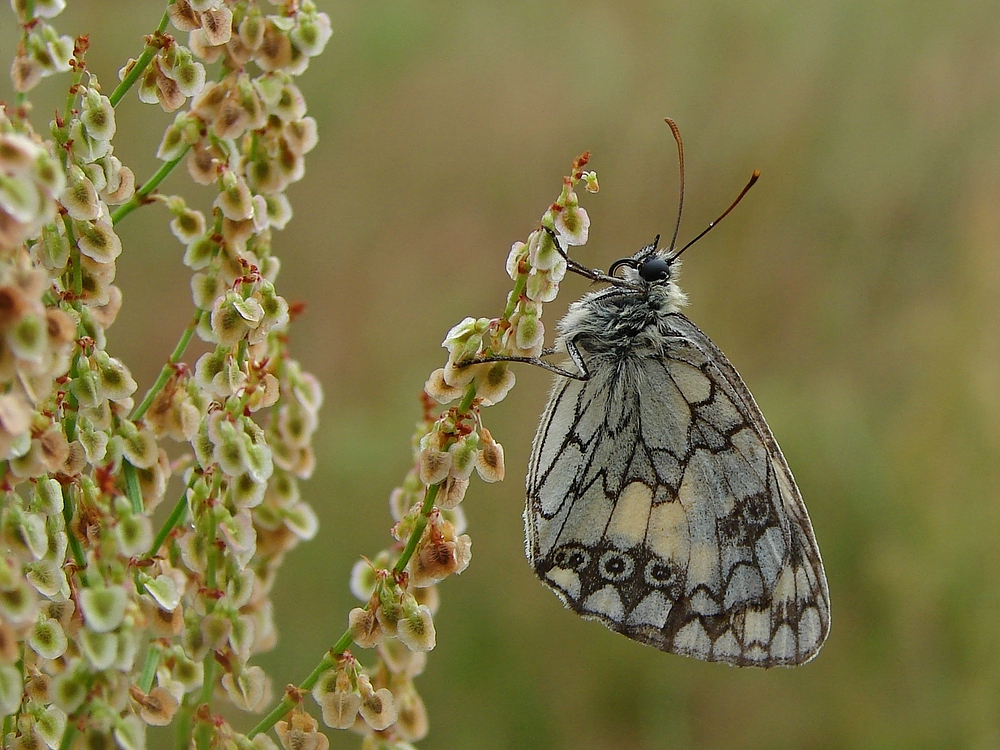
[108,9,171,108]
[247,652,339,738]
[110,150,189,226]
[130,310,202,422]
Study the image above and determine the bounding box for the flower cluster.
[429,154,597,403]
[9,0,74,92]
[318,159,596,748]
[0,2,329,750]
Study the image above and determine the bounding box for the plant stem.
[108,9,171,108]
[130,310,202,422]
[194,657,215,750]
[61,485,87,578]
[247,652,339,738]
[248,383,478,741]
[123,460,144,514]
[57,724,78,750]
[138,642,161,693]
[110,150,190,226]
[148,482,192,557]
[392,483,441,576]
[174,706,192,750]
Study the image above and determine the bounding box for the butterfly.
[522,120,830,667]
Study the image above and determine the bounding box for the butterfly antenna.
[669,169,760,261]
[665,118,685,253]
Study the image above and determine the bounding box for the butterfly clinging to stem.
[517,119,830,667]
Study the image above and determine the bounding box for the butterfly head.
[604,235,688,313]
[608,235,679,285]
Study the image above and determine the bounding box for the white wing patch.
[525,313,830,667]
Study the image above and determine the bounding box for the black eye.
[638,257,671,282]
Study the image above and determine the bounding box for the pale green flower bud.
[283,501,318,540]
[76,219,122,263]
[554,202,590,246]
[525,267,558,302]
[291,11,332,57]
[50,664,87,713]
[396,604,436,652]
[92,351,138,402]
[473,362,515,405]
[475,428,505,482]
[79,586,127,633]
[349,606,382,648]
[25,558,68,599]
[60,166,100,221]
[424,367,462,404]
[29,616,66,659]
[80,628,117,669]
[80,88,116,142]
[115,512,153,556]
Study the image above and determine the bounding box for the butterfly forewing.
[525,312,830,667]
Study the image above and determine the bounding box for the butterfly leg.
[455,337,591,381]
[543,228,635,287]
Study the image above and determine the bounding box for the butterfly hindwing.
[524,312,830,667]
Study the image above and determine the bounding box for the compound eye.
[638,257,671,282]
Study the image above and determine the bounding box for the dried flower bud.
[129,684,180,726]
[394,687,429,742]
[357,675,397,732]
[436,473,468,510]
[348,606,382,649]
[221,664,270,712]
[418,437,451,486]
[275,712,328,750]
[475,428,505,482]
[320,688,361,730]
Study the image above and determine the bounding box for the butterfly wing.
[524,312,830,667]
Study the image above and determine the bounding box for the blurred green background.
[4,1,1000,747]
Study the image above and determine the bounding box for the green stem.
[62,214,82,306]
[148,482,192,557]
[60,65,85,158]
[503,272,529,321]
[108,9,171,108]
[123,460,144,514]
[110,150,189,226]
[198,656,215,711]
[392,484,441,576]
[175,705,193,750]
[247,652,339,738]
[63,352,82,444]
[138,642,162,693]
[250,383,478,740]
[57,724,78,750]
[130,310,202,422]
[61,485,87,579]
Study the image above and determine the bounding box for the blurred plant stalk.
[0,2,601,749]
[0,2,330,750]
